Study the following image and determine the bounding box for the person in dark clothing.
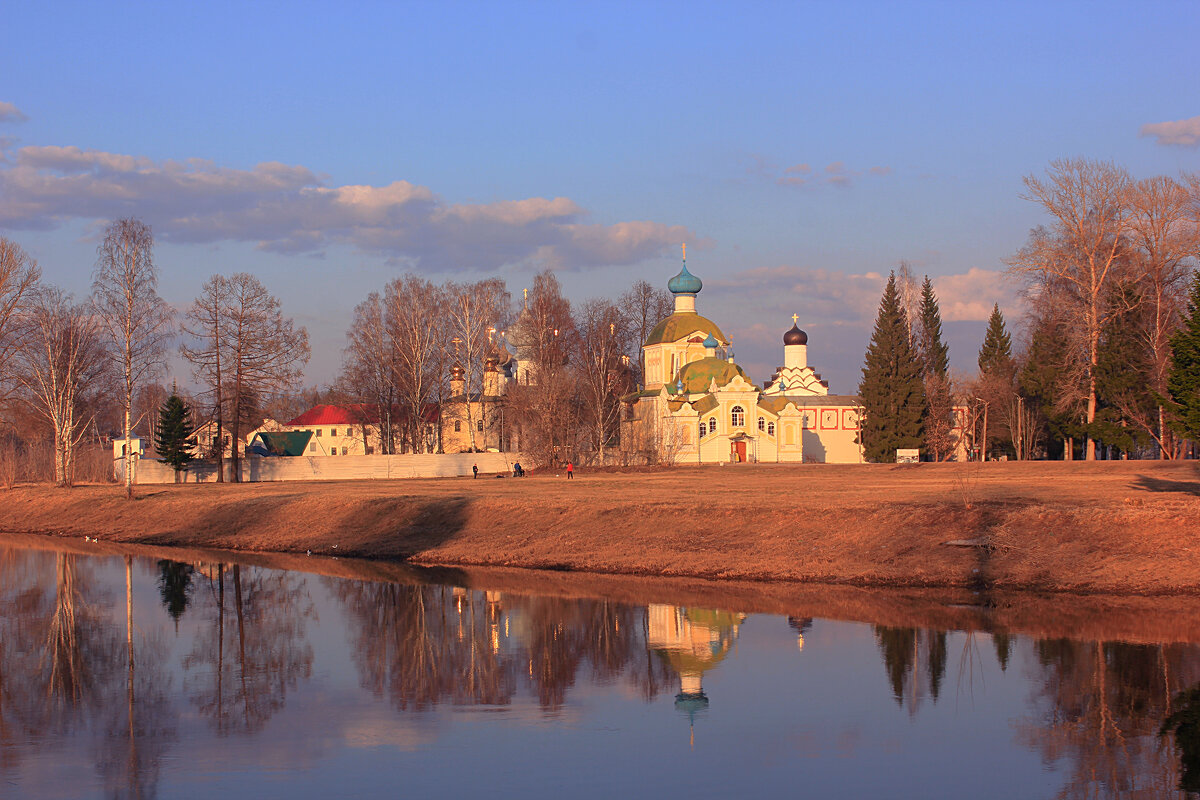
[472,463,478,479]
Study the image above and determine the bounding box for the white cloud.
[0,102,27,123]
[1139,115,1200,147]
[711,264,1013,324]
[932,267,1017,321]
[0,142,692,270]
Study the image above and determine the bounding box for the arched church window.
[699,421,706,438]
[706,417,717,435]
[731,406,744,427]
[768,422,775,436]
[758,417,765,432]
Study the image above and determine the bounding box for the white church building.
[622,258,884,464]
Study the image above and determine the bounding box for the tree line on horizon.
[1,156,1199,485]
[859,159,1200,462]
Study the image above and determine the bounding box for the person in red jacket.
[566,461,574,480]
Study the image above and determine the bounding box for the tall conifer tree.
[858,272,925,462]
[1167,270,1200,445]
[917,277,949,378]
[978,304,1013,375]
[917,276,954,460]
[977,304,1015,459]
[155,392,195,480]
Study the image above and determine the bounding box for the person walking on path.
[472,463,478,479]
[566,461,573,480]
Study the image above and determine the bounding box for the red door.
[734,441,747,463]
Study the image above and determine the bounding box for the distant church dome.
[667,263,703,295]
[783,324,808,346]
[702,333,719,349]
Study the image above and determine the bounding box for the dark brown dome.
[783,324,808,346]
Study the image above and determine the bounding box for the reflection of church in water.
[647,605,746,736]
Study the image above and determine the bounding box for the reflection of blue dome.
[674,691,709,718]
[703,333,718,349]
[668,263,702,295]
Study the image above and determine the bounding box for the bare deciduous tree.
[386,276,446,454]
[224,274,310,482]
[445,279,508,452]
[181,276,232,482]
[92,219,173,497]
[0,238,41,408]
[619,280,672,385]
[1126,176,1197,457]
[341,292,397,454]
[14,289,108,485]
[575,299,633,462]
[1009,159,1133,460]
[508,271,578,466]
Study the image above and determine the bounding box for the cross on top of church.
[792,313,799,325]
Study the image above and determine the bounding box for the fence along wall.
[128,452,522,484]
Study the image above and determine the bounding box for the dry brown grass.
[1,460,1199,594]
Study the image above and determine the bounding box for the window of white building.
[731,406,744,427]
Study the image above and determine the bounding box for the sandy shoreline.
[1,460,1199,595]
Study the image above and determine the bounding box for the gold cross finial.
[682,242,686,261]
[792,313,799,325]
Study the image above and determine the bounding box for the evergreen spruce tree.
[917,276,953,460]
[858,272,926,462]
[1092,282,1153,456]
[978,304,1013,375]
[155,392,195,480]
[1018,316,1085,459]
[1167,269,1200,445]
[976,304,1016,459]
[917,276,949,378]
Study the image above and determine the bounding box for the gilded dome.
[674,357,752,394]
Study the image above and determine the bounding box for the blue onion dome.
[703,333,719,349]
[783,324,808,346]
[667,263,703,295]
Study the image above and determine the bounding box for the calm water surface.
[1,536,1197,799]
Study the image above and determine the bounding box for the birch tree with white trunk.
[15,288,108,485]
[1009,159,1132,461]
[92,219,173,497]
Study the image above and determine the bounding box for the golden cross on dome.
[682,242,686,261]
[792,313,799,325]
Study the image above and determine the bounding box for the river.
[1,535,1197,799]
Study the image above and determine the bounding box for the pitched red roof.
[286,403,440,427]
[287,404,367,426]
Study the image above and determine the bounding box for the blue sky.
[2,0,1198,392]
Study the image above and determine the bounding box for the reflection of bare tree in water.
[873,626,949,712]
[94,556,176,800]
[183,564,314,735]
[1019,639,1200,798]
[332,581,516,710]
[1,548,176,799]
[329,579,673,713]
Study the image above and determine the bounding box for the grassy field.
[2,459,1199,594]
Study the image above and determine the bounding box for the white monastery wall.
[127,452,523,484]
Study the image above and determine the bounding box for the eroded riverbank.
[2,460,1199,594]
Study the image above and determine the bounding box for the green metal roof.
[249,430,313,457]
[691,395,719,415]
[675,357,752,394]
[644,313,728,346]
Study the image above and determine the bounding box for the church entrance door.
[732,440,747,463]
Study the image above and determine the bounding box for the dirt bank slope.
[2,460,1198,594]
